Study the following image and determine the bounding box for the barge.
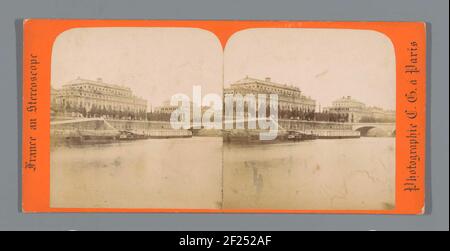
[314,129,360,139]
[51,129,120,145]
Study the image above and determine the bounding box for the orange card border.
[22,20,426,214]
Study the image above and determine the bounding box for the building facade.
[224,76,316,111]
[154,100,179,114]
[51,77,147,116]
[324,96,395,123]
[152,100,214,122]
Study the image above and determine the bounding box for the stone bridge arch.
[354,126,376,136]
[353,124,396,137]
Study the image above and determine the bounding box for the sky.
[224,28,396,110]
[52,27,396,111]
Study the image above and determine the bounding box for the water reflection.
[223,138,395,210]
[50,137,223,209]
[51,137,395,210]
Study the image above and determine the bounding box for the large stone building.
[224,76,316,111]
[153,100,214,122]
[324,96,395,123]
[366,106,396,122]
[52,77,147,115]
[153,100,180,114]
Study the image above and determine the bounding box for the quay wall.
[51,117,172,132]
[51,117,353,132]
[106,119,172,132]
[277,119,353,131]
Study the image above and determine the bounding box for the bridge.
[51,117,395,137]
[350,122,396,137]
[50,117,173,136]
[276,120,395,137]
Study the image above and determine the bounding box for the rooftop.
[334,96,364,103]
[63,77,131,91]
[230,76,301,91]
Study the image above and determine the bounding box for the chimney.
[265,77,271,82]
[97,77,103,82]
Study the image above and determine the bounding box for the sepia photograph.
[222,29,396,210]
[50,27,224,209]
[49,27,396,210]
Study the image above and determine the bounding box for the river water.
[51,137,395,210]
[223,137,395,210]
